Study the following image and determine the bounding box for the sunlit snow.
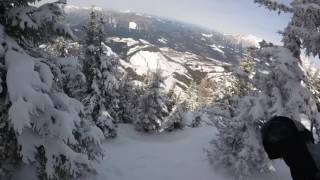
[87,124,291,180]
[129,22,137,30]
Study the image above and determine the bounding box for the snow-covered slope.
[87,124,291,180]
[107,36,233,96]
[130,50,187,88]
[210,44,226,58]
[66,6,254,63]
[14,124,292,180]
[64,5,264,98]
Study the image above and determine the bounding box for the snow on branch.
[4,1,75,41]
[254,0,293,13]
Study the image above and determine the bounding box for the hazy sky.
[42,0,292,44]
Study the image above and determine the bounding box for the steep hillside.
[64,5,261,96]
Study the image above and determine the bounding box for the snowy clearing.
[86,124,291,180]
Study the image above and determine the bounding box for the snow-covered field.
[89,124,291,180]
[13,124,292,180]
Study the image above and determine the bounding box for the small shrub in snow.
[191,115,202,128]
[165,101,188,131]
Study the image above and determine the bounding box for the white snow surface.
[202,33,213,38]
[87,124,291,180]
[210,44,225,55]
[158,38,168,44]
[110,37,140,47]
[130,51,185,75]
[127,44,149,55]
[129,21,138,30]
[14,124,291,180]
[129,50,187,90]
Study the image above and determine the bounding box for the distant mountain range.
[64,5,262,96]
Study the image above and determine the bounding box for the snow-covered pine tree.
[303,60,320,112]
[38,37,81,58]
[186,81,200,111]
[0,25,18,179]
[240,49,255,78]
[82,8,121,138]
[97,17,106,55]
[50,56,87,100]
[83,7,99,49]
[0,1,105,179]
[212,50,255,117]
[135,69,169,132]
[230,49,256,98]
[210,94,270,180]
[211,46,320,180]
[2,0,75,47]
[198,76,217,107]
[55,37,68,57]
[117,73,144,124]
[166,83,179,112]
[164,101,188,131]
[254,0,320,58]
[210,2,320,178]
[0,62,19,179]
[254,0,292,13]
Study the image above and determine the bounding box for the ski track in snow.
[89,124,291,180]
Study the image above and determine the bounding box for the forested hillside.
[1,0,320,180]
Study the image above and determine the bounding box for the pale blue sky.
[41,0,292,44]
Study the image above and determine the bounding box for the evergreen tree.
[0,75,19,179]
[50,56,87,101]
[211,46,320,180]
[135,69,169,132]
[210,2,320,178]
[198,76,217,107]
[117,73,144,124]
[231,49,256,98]
[304,61,320,112]
[2,0,75,47]
[0,1,104,179]
[166,83,180,112]
[186,81,200,111]
[164,101,188,131]
[55,37,68,57]
[254,0,320,58]
[97,17,106,55]
[82,8,121,138]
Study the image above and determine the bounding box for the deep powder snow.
[89,124,291,180]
